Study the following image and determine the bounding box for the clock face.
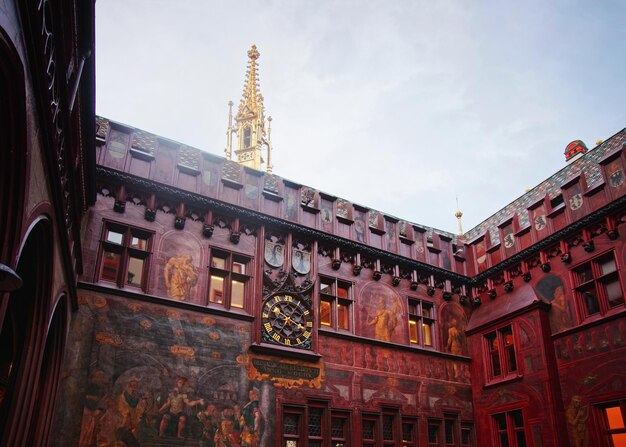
[261,294,313,348]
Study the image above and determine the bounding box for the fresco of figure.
[367,296,401,342]
[115,379,141,447]
[240,389,262,447]
[446,318,466,355]
[197,403,220,447]
[158,377,205,439]
[535,275,573,333]
[164,254,199,300]
[566,395,589,447]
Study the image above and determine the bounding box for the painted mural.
[56,292,275,447]
[359,282,405,342]
[160,231,203,304]
[441,302,468,357]
[534,274,574,333]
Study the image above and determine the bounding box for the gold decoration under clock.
[224,45,274,173]
[246,353,324,389]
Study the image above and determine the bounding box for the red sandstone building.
[2,5,626,447]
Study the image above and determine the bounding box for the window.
[99,222,151,290]
[382,412,397,447]
[331,411,350,447]
[208,249,251,309]
[408,298,435,347]
[319,277,352,331]
[461,423,474,447]
[484,325,518,382]
[280,403,350,447]
[573,252,624,319]
[444,414,458,446]
[243,126,252,148]
[402,419,418,447]
[428,420,442,447]
[492,409,526,447]
[362,414,379,447]
[597,400,626,447]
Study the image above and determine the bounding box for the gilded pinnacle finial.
[248,44,260,61]
[455,196,464,236]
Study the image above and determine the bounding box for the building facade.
[1,6,625,446]
[0,0,95,445]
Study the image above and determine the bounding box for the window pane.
[604,279,624,308]
[576,263,593,283]
[599,256,617,275]
[486,332,497,350]
[285,441,298,447]
[231,279,245,308]
[611,433,626,447]
[382,414,394,441]
[284,413,300,435]
[461,426,471,445]
[408,301,418,315]
[362,419,376,440]
[494,413,507,430]
[445,418,454,444]
[402,423,414,442]
[581,286,600,315]
[507,346,517,372]
[491,351,502,376]
[605,405,625,429]
[423,322,433,346]
[511,410,524,428]
[422,304,433,318]
[331,416,346,439]
[337,284,350,299]
[233,261,246,274]
[515,431,527,447]
[127,257,144,286]
[409,319,418,343]
[428,423,439,443]
[308,407,323,437]
[320,300,332,326]
[337,302,349,330]
[320,280,333,295]
[211,256,226,269]
[209,275,224,303]
[101,251,121,282]
[106,230,124,244]
[130,235,148,250]
[500,433,510,447]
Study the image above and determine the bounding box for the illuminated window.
[280,403,349,447]
[492,410,526,447]
[408,298,435,347]
[598,400,626,447]
[98,222,152,290]
[209,249,250,309]
[573,252,624,319]
[319,277,352,331]
[484,325,517,382]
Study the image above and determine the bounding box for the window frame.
[572,250,625,321]
[319,276,353,332]
[483,324,519,384]
[596,399,626,447]
[279,402,351,447]
[491,409,527,447]
[208,248,251,310]
[97,221,152,291]
[408,297,436,348]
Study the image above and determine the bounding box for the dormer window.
[243,126,251,148]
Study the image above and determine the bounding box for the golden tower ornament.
[225,45,274,173]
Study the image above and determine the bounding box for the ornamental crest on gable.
[569,193,583,211]
[265,240,284,267]
[292,248,311,275]
[609,163,625,188]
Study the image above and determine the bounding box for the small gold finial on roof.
[596,139,603,146]
[247,44,260,60]
[455,196,464,236]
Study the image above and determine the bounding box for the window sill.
[483,374,523,390]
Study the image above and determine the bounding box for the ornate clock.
[261,294,313,349]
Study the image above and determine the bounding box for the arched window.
[243,126,252,148]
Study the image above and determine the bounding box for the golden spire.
[237,45,262,119]
[227,44,274,172]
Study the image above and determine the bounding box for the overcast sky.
[95,0,626,234]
